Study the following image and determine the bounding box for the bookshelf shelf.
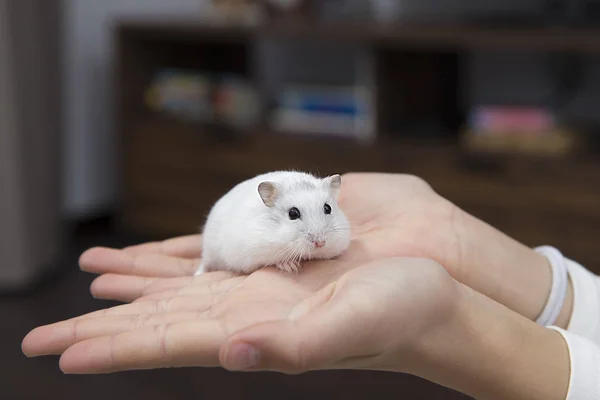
[118,17,600,51]
[116,18,600,269]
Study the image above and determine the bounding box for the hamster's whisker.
[328,227,353,234]
[286,241,304,267]
[267,239,303,267]
[267,244,295,267]
[287,241,303,263]
[272,243,293,260]
[284,245,301,265]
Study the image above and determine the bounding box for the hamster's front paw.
[276,260,301,273]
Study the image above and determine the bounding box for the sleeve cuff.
[548,327,600,400]
[564,258,600,346]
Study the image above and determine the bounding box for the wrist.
[409,281,571,400]
[458,211,573,325]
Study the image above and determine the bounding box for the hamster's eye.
[288,207,301,220]
[324,203,332,215]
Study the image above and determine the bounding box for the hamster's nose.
[314,240,326,248]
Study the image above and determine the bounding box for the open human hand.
[80,173,549,322]
[21,173,573,400]
[22,257,458,375]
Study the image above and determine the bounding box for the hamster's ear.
[325,174,342,197]
[328,174,342,189]
[258,181,279,207]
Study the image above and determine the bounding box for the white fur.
[194,171,351,275]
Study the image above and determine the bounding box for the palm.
[22,258,454,374]
[336,173,461,271]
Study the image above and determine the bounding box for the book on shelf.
[144,68,261,128]
[461,105,581,156]
[269,83,375,141]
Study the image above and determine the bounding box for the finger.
[220,283,377,374]
[90,274,160,303]
[123,235,202,259]
[73,293,218,321]
[135,276,245,303]
[90,271,239,302]
[59,319,226,374]
[137,271,238,297]
[22,311,210,356]
[79,248,199,277]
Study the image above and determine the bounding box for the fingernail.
[228,343,259,370]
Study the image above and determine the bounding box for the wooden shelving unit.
[118,17,600,51]
[115,17,600,271]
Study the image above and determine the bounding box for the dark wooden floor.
[1,221,470,400]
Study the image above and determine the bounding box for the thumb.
[219,282,375,374]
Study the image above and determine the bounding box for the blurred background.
[2,0,600,399]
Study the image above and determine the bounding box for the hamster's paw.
[276,260,301,274]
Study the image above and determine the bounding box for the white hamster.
[194,170,351,276]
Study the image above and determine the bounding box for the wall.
[62,0,600,218]
[1,0,62,288]
[61,0,205,217]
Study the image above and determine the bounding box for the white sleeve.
[548,327,600,400]
[546,257,600,399]
[564,258,600,346]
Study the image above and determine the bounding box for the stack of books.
[269,84,374,141]
[461,105,580,156]
[144,69,261,128]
